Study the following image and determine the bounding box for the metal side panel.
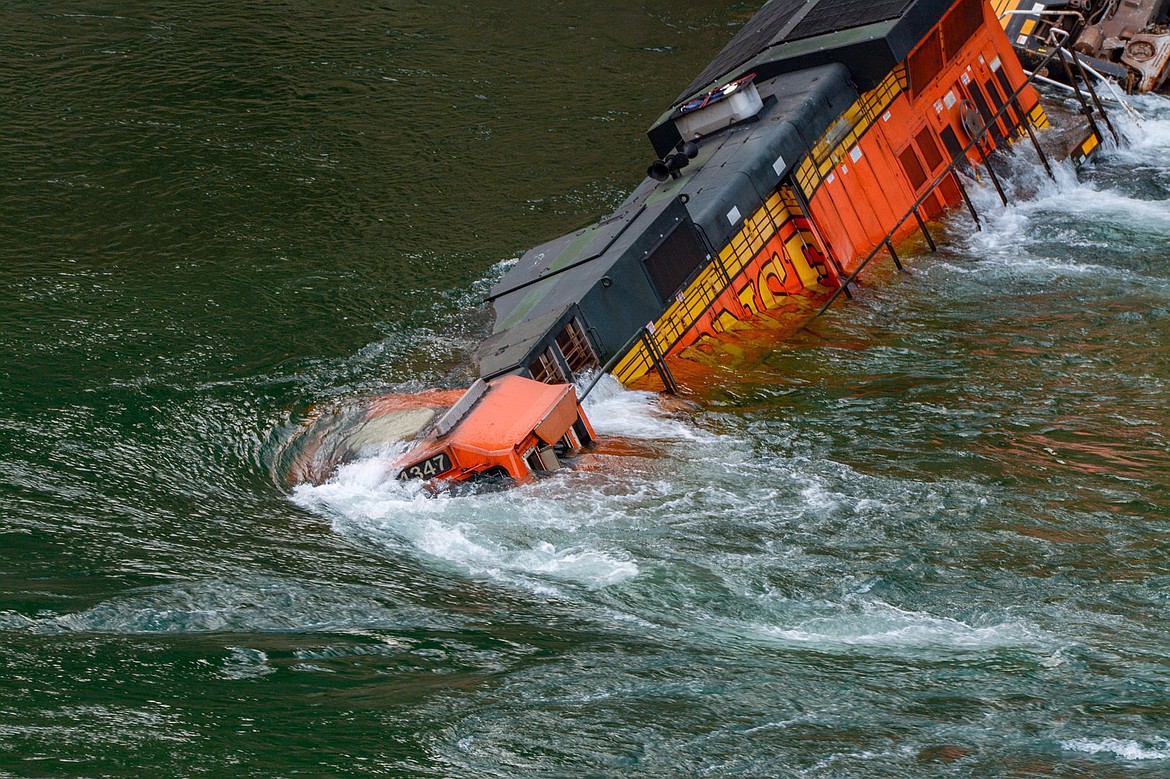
[487,198,662,334]
[676,64,858,251]
[578,201,706,361]
[478,198,697,379]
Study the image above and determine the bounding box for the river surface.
[2,2,1170,777]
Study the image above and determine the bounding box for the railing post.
[1022,119,1055,181]
[912,207,936,252]
[951,170,982,230]
[973,139,1009,206]
[885,240,904,271]
[1056,45,1104,144]
[1069,48,1120,145]
[581,326,650,400]
[790,180,853,299]
[693,224,733,288]
[643,330,679,395]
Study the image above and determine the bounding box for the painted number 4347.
[397,451,452,481]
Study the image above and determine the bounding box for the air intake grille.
[642,223,706,303]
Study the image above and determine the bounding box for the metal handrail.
[580,325,658,400]
[810,37,1104,320]
[997,9,1085,23]
[584,39,1110,389]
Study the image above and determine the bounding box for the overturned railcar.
[998,0,1170,93]
[294,0,1108,487]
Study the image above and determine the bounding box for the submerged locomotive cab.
[393,375,596,486]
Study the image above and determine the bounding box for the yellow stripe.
[1029,102,1049,129]
[992,0,1028,18]
[614,192,807,386]
[1080,133,1099,158]
[795,68,906,196]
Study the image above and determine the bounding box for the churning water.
[2,3,1168,777]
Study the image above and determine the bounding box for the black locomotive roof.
[677,0,950,102]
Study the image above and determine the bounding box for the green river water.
[2,2,1170,777]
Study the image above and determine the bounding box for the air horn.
[648,141,699,181]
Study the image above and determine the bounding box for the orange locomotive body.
[640,0,1051,370]
[610,0,1098,388]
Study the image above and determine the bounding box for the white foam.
[0,611,35,630]
[219,646,276,680]
[294,450,642,594]
[1117,93,1170,153]
[747,599,1039,653]
[979,170,1157,234]
[288,379,751,596]
[949,133,1170,284]
[24,577,457,635]
[580,373,716,442]
[1062,737,1170,761]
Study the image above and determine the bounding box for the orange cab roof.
[443,374,577,455]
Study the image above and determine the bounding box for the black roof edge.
[648,0,955,158]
